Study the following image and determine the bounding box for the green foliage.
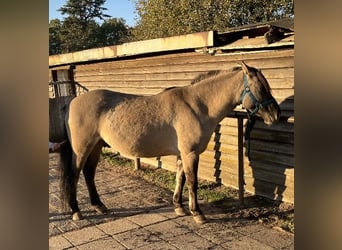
[49,0,130,55]
[57,0,109,53]
[132,0,294,40]
[49,19,62,55]
[58,0,110,23]
[99,18,132,46]
[101,151,134,168]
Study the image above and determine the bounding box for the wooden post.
[134,158,141,170]
[237,117,245,206]
[67,65,77,96]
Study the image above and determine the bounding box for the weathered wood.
[243,175,293,203]
[49,31,215,66]
[75,57,294,76]
[134,158,141,170]
[74,50,294,72]
[250,129,294,144]
[75,67,293,87]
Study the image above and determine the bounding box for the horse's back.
[71,89,137,109]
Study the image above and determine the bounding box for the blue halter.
[240,73,276,160]
[240,74,276,117]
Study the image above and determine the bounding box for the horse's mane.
[191,71,221,85]
[191,66,242,85]
[255,69,271,92]
[191,66,272,94]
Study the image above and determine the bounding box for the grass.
[102,151,233,203]
[280,212,294,232]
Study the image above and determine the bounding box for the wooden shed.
[49,18,294,203]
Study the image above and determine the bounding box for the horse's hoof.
[174,207,188,216]
[72,212,83,221]
[193,214,207,225]
[93,204,108,214]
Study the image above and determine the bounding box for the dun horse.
[59,62,280,224]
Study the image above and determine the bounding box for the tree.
[227,0,294,27]
[99,18,131,46]
[58,0,111,29]
[59,17,101,52]
[49,19,62,55]
[132,0,294,41]
[49,0,132,54]
[57,0,111,53]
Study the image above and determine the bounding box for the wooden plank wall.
[73,49,294,203]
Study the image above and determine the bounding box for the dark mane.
[255,69,271,92]
[162,86,178,92]
[191,71,221,85]
[191,66,242,85]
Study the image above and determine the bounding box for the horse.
[58,61,280,224]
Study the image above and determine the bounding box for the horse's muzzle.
[262,103,281,125]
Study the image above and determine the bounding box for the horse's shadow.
[247,95,294,203]
[49,204,171,223]
[213,95,294,209]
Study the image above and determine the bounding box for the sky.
[49,0,138,27]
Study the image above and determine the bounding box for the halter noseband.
[240,73,277,160]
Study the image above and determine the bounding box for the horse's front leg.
[173,156,187,216]
[182,151,206,224]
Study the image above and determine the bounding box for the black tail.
[58,136,74,212]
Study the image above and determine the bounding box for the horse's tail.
[58,136,73,211]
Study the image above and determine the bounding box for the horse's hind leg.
[69,157,83,221]
[83,141,108,214]
[173,156,187,216]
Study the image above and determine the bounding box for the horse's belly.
[108,138,178,158]
[101,125,179,158]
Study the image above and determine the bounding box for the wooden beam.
[238,117,245,206]
[134,158,141,170]
[49,31,215,66]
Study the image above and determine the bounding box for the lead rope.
[241,74,257,161]
[245,113,256,161]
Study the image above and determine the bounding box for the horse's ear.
[239,61,257,76]
[240,61,250,75]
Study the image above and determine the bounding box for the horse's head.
[239,61,281,125]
